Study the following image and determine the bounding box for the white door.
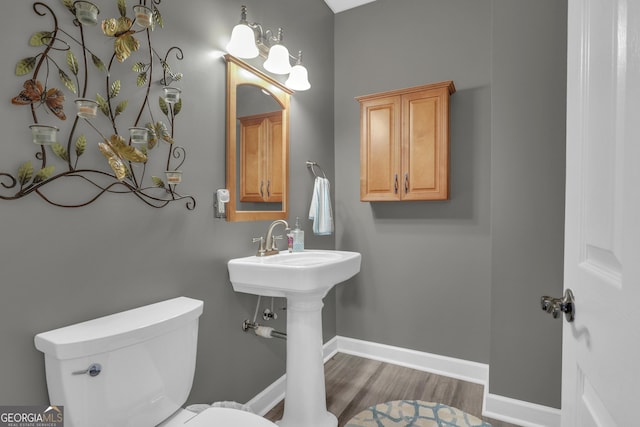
[562,0,640,425]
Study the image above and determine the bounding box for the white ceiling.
[323,0,376,13]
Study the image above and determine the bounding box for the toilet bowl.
[34,297,277,427]
[159,407,276,426]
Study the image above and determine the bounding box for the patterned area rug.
[345,400,492,427]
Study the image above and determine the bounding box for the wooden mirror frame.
[225,54,292,222]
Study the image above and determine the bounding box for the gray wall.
[334,0,565,408]
[0,0,334,406]
[490,0,567,406]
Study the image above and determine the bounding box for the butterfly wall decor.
[1,0,194,210]
[11,79,66,121]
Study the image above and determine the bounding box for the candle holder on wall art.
[1,0,195,209]
[132,5,154,29]
[29,124,59,145]
[129,127,149,144]
[73,1,99,26]
[163,86,181,104]
[75,98,99,119]
[165,170,182,185]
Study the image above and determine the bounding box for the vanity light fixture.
[226,6,259,59]
[226,5,311,91]
[286,51,311,91]
[262,29,291,75]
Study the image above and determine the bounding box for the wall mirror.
[225,54,292,222]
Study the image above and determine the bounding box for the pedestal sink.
[228,250,361,427]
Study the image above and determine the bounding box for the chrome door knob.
[540,289,575,322]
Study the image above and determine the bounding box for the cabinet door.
[239,112,283,202]
[359,96,402,201]
[239,116,266,202]
[266,115,283,202]
[402,88,450,200]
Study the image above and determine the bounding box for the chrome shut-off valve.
[541,289,575,322]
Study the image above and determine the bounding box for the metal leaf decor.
[173,98,182,116]
[115,100,128,116]
[29,31,51,46]
[1,0,194,209]
[33,166,55,184]
[59,69,76,94]
[66,51,79,75]
[61,0,73,12]
[91,54,107,73]
[75,135,86,157]
[17,162,34,186]
[109,80,121,98]
[15,57,36,76]
[51,143,69,161]
[117,0,127,17]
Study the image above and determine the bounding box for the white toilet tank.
[34,297,204,427]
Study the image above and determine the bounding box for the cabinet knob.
[394,174,399,194]
[404,173,409,193]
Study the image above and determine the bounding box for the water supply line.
[252,296,262,324]
[243,295,286,340]
[242,319,287,340]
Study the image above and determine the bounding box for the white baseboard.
[484,393,561,427]
[247,335,561,427]
[336,336,489,385]
[245,372,286,417]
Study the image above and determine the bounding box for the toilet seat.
[185,407,277,426]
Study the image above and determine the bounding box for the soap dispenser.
[292,217,305,252]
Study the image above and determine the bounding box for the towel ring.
[306,161,326,178]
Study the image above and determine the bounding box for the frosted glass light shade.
[286,64,311,91]
[263,44,291,74]
[226,24,259,59]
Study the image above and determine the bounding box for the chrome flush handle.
[72,363,102,377]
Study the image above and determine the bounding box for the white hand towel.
[308,177,334,235]
[308,176,320,221]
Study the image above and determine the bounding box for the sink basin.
[227,250,361,298]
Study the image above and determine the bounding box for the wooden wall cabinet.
[238,111,283,202]
[357,81,455,201]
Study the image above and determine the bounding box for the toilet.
[34,297,277,427]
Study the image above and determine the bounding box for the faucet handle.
[271,235,284,250]
[252,236,266,256]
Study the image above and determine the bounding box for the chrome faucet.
[255,220,289,256]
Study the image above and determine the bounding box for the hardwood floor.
[264,353,521,427]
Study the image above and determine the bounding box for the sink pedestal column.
[277,294,337,427]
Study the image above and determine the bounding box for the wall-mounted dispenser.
[215,189,230,218]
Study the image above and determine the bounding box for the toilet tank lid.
[34,297,203,360]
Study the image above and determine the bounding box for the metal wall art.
[1,0,195,209]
